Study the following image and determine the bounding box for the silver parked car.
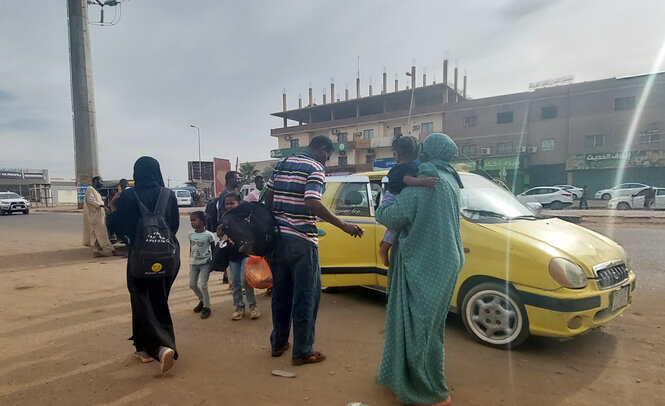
[554,184,583,199]
[0,192,31,215]
[595,183,649,200]
[516,187,574,210]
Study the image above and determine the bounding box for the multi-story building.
[270,67,665,194]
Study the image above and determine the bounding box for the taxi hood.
[488,218,623,272]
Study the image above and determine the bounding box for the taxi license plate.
[611,286,630,312]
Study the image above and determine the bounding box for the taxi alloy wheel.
[461,282,530,349]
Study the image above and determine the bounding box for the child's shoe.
[231,306,245,320]
[249,305,261,319]
[193,301,204,313]
[201,307,211,319]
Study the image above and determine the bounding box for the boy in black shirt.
[378,135,438,266]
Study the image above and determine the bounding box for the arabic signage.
[451,159,477,170]
[373,158,397,170]
[481,156,521,171]
[566,150,665,170]
[270,142,348,158]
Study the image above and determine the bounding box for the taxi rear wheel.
[461,282,530,349]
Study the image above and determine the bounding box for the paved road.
[1,212,664,405]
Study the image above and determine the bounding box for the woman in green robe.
[376,133,465,406]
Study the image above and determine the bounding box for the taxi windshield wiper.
[462,208,508,220]
[509,214,539,221]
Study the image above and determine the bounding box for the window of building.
[461,144,476,156]
[421,122,434,134]
[639,132,662,144]
[541,139,555,151]
[337,133,348,143]
[497,141,513,154]
[393,127,401,137]
[615,96,636,111]
[290,139,299,148]
[338,155,348,166]
[585,135,605,148]
[463,115,478,128]
[497,111,513,124]
[541,106,557,119]
[363,129,374,139]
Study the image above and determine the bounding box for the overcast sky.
[1,0,664,185]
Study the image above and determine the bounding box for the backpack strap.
[132,188,151,217]
[154,187,170,215]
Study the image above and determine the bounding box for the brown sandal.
[271,342,290,357]
[292,351,326,366]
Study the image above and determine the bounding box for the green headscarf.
[418,133,463,188]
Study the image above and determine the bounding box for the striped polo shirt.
[267,152,326,245]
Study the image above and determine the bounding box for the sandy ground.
[1,213,665,405]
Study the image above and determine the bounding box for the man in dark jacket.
[205,171,241,231]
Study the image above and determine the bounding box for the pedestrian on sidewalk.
[188,211,216,319]
[263,135,363,366]
[107,156,180,373]
[222,192,261,320]
[83,176,120,258]
[579,185,589,210]
[375,133,464,406]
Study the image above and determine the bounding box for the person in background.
[83,176,119,258]
[109,178,130,212]
[188,211,216,319]
[375,133,464,406]
[205,171,241,232]
[107,156,181,373]
[579,185,589,210]
[263,135,363,366]
[244,175,265,202]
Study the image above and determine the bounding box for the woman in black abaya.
[107,156,180,373]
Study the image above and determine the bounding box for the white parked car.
[174,189,193,207]
[517,187,574,210]
[0,191,31,215]
[595,183,649,200]
[608,187,665,210]
[554,184,583,199]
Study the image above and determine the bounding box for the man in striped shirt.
[264,135,363,366]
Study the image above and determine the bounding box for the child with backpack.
[188,211,216,319]
[222,192,261,320]
[378,135,438,266]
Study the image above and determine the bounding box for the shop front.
[566,150,665,195]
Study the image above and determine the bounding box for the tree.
[261,163,276,181]
[239,162,259,185]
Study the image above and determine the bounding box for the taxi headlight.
[549,258,588,289]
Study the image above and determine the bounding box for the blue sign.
[373,158,397,170]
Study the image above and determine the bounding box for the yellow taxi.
[318,170,636,348]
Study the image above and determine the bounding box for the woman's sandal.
[271,342,290,357]
[291,351,326,366]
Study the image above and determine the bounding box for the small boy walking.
[188,211,216,319]
[378,135,438,266]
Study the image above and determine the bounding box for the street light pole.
[190,124,201,193]
[405,71,415,135]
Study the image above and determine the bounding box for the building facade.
[270,70,665,195]
[0,168,52,204]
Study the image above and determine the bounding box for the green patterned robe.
[376,133,465,405]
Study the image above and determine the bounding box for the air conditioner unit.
[339,151,346,156]
[284,135,292,141]
[481,147,491,155]
[527,146,538,153]
[353,131,362,137]
[331,129,338,134]
[413,124,420,130]
[516,146,527,153]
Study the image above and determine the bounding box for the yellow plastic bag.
[245,255,273,289]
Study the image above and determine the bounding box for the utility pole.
[190,125,201,190]
[67,0,99,207]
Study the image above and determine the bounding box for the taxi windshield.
[459,174,538,222]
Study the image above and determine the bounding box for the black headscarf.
[133,156,165,188]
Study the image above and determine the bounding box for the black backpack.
[130,188,177,278]
[220,202,279,257]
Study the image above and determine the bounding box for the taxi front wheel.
[460,282,530,349]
